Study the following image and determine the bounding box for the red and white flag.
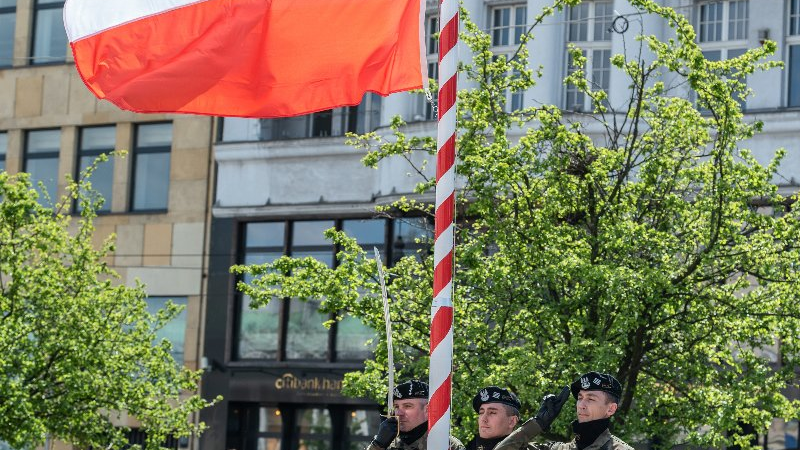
[64,0,427,118]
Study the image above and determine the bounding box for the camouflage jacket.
[366,434,465,450]
[494,419,633,450]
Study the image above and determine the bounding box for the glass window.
[592,49,611,94]
[786,419,799,449]
[790,46,800,107]
[699,1,748,42]
[77,126,115,212]
[32,0,67,64]
[565,50,587,111]
[391,217,433,264]
[237,222,285,360]
[699,2,723,42]
[593,1,614,42]
[294,408,332,450]
[260,95,379,141]
[227,405,283,450]
[728,1,748,40]
[131,123,172,211]
[146,297,187,365]
[0,132,7,172]
[565,2,613,111]
[792,0,800,36]
[490,5,526,47]
[567,3,588,41]
[236,218,431,362]
[427,15,439,56]
[24,129,61,202]
[345,410,381,450]
[286,220,334,360]
[0,0,14,67]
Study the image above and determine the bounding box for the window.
[698,0,748,43]
[789,1,800,107]
[31,0,67,64]
[295,408,332,449]
[696,1,748,108]
[260,94,381,140]
[564,1,613,111]
[0,0,15,67]
[792,0,800,36]
[285,220,335,360]
[489,4,528,111]
[415,15,439,121]
[146,296,188,365]
[24,129,60,202]
[787,419,799,450]
[125,429,181,449]
[77,126,115,212]
[131,122,171,211]
[0,131,7,172]
[235,217,432,361]
[490,5,527,47]
[226,404,380,450]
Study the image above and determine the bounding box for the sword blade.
[374,247,395,415]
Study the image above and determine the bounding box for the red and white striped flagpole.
[427,0,457,446]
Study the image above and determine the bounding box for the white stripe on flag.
[64,0,213,41]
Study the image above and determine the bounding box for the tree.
[235,1,800,448]
[0,158,215,449]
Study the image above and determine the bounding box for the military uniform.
[468,386,525,450]
[495,372,632,450]
[366,435,465,450]
[493,417,632,450]
[367,380,465,450]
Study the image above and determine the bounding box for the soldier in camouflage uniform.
[495,372,633,450]
[466,386,523,450]
[367,379,465,450]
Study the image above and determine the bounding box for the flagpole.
[427,0,457,446]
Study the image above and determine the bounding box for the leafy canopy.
[235,1,800,447]
[0,157,215,450]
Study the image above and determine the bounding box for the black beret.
[472,386,521,412]
[393,380,429,400]
[570,372,622,401]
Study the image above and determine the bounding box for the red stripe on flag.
[433,252,453,296]
[430,306,453,351]
[69,0,424,117]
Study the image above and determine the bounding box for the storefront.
[200,215,431,450]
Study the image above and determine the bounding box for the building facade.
[0,0,214,447]
[1,0,799,449]
[204,0,799,449]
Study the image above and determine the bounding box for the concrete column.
[58,125,76,202]
[13,0,33,68]
[113,122,132,212]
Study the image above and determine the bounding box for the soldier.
[368,379,465,450]
[467,386,523,450]
[495,372,633,450]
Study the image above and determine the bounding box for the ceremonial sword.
[373,247,395,416]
